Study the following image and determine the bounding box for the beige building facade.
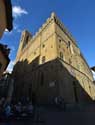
[13,13,95,104]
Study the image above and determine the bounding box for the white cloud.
[16,28,22,33]
[13,24,22,33]
[12,6,28,18]
[14,25,18,30]
[7,60,15,73]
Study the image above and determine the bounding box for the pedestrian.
[15,102,22,117]
[27,102,34,116]
[4,104,11,118]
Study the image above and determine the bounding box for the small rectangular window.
[59,39,61,42]
[42,44,45,48]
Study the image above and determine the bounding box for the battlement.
[21,12,78,51]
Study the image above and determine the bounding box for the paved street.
[1,112,95,125]
[0,119,45,125]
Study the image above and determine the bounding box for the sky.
[0,0,95,77]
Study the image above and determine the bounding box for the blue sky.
[0,0,95,73]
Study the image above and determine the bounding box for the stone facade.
[13,13,95,104]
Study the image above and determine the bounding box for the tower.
[13,12,95,104]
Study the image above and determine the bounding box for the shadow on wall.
[12,58,93,104]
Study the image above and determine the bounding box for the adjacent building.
[0,0,12,80]
[91,66,95,72]
[13,13,95,104]
[0,44,10,78]
[0,0,13,38]
[91,66,95,83]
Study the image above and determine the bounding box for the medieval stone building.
[13,13,95,104]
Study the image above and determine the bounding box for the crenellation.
[52,14,78,47]
[29,16,53,42]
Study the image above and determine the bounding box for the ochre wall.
[16,17,57,65]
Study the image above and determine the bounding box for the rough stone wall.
[13,59,92,104]
[55,20,93,80]
[54,18,95,100]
